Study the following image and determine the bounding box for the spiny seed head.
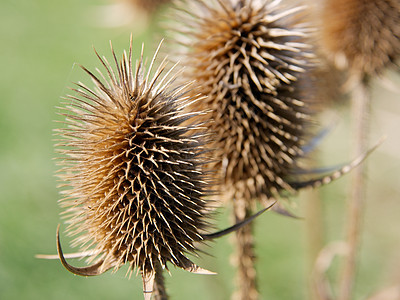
[95,0,171,30]
[55,40,214,279]
[169,0,315,203]
[321,0,400,78]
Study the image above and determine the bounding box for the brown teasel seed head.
[169,0,316,204]
[93,0,171,30]
[55,40,215,279]
[128,0,171,13]
[321,0,400,79]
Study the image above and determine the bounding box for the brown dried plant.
[127,0,171,13]
[167,0,369,299]
[319,1,399,300]
[170,0,317,210]
[50,37,273,300]
[321,0,400,81]
[54,39,219,300]
[91,0,171,30]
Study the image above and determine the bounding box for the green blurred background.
[0,0,399,299]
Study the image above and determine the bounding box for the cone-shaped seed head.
[55,41,213,278]
[322,0,400,78]
[170,0,315,202]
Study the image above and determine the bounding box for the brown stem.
[153,262,168,300]
[231,197,258,300]
[338,77,371,300]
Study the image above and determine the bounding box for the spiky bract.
[322,0,400,78]
[56,42,213,278]
[170,0,314,204]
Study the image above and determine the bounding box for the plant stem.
[338,77,371,300]
[305,188,325,300]
[153,262,168,300]
[232,197,258,300]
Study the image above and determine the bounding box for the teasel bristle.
[54,38,218,299]
[321,0,400,80]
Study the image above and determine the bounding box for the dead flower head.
[128,0,171,13]
[321,0,400,79]
[169,0,318,205]
[55,38,217,296]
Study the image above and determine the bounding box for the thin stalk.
[232,197,258,300]
[338,76,371,300]
[153,262,168,300]
[305,187,325,300]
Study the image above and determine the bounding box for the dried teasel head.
[321,0,400,80]
[55,39,218,297]
[169,0,318,205]
[91,0,171,30]
[127,0,171,13]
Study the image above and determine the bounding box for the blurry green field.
[1,0,399,299]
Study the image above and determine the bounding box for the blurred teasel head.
[91,0,171,30]
[55,39,216,297]
[168,0,316,205]
[128,0,171,13]
[321,0,400,80]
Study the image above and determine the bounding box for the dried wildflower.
[168,1,317,299]
[170,0,318,206]
[168,1,376,299]
[321,0,400,79]
[55,40,217,299]
[91,0,171,30]
[127,0,171,13]
[320,2,399,298]
[53,37,272,299]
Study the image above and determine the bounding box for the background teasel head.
[321,0,400,80]
[168,0,316,205]
[127,0,171,13]
[55,40,216,296]
[91,0,171,30]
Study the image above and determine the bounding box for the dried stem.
[305,187,325,300]
[153,262,168,300]
[338,76,371,300]
[232,197,258,300]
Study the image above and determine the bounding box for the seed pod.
[55,39,215,298]
[321,0,400,79]
[169,0,316,205]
